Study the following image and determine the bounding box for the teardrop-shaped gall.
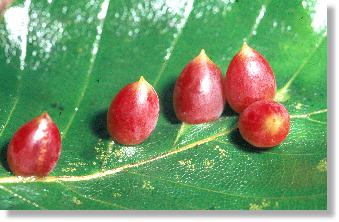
[224,43,276,113]
[107,76,159,145]
[173,49,225,124]
[239,100,290,148]
[7,112,61,176]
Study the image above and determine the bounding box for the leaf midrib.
[0,123,237,184]
[0,107,327,185]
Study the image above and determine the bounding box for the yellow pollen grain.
[316,158,327,172]
[203,158,215,170]
[178,159,196,171]
[112,192,122,198]
[142,180,154,190]
[72,196,82,205]
[249,199,270,210]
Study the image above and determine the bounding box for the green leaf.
[0,0,327,210]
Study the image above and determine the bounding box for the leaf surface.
[0,0,327,210]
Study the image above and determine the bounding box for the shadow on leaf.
[223,103,238,117]
[90,110,110,140]
[229,129,268,154]
[0,142,10,172]
[160,80,180,124]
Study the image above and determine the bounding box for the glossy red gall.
[107,76,159,145]
[7,112,61,176]
[238,100,290,148]
[225,43,276,113]
[173,49,225,124]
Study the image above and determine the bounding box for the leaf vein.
[128,171,326,200]
[275,37,326,102]
[290,109,327,118]
[57,182,128,209]
[153,0,195,87]
[245,0,271,43]
[0,0,31,139]
[61,0,110,138]
[0,185,44,209]
[0,124,237,184]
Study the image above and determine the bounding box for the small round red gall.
[7,112,62,176]
[107,76,159,145]
[173,49,225,124]
[238,100,290,148]
[225,43,276,113]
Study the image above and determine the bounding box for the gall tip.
[136,75,152,90]
[138,76,151,86]
[194,49,212,63]
[239,42,255,57]
[36,112,54,127]
[242,42,249,48]
[199,49,207,57]
[139,76,146,83]
[40,112,51,120]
